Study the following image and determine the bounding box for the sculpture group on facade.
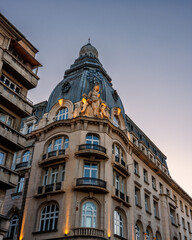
[73,84,110,119]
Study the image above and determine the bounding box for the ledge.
[114,234,127,240]
[155,216,160,221]
[32,229,57,234]
[146,210,152,215]
[136,204,142,209]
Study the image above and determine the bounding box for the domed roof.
[46,43,125,119]
[79,43,98,58]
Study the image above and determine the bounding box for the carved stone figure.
[73,84,111,119]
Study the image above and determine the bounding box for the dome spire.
[79,41,98,58]
[88,37,90,44]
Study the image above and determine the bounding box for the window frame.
[114,210,123,237]
[56,107,68,121]
[81,201,97,228]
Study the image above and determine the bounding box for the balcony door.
[86,135,99,150]
[83,163,98,185]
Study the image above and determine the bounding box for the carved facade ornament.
[62,81,71,93]
[73,84,110,119]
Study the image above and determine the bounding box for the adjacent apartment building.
[0,13,41,239]
[2,36,192,240]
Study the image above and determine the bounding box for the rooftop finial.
[88,37,91,44]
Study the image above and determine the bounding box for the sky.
[1,0,192,196]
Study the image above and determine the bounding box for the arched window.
[39,204,59,232]
[22,151,30,162]
[82,202,96,228]
[47,143,52,153]
[146,229,150,240]
[54,138,62,150]
[135,224,140,240]
[86,134,99,145]
[56,108,68,120]
[114,210,123,237]
[113,115,119,127]
[7,215,18,238]
[146,227,153,240]
[156,231,162,240]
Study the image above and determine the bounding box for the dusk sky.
[1,1,192,196]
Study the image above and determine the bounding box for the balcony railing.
[115,189,129,204]
[0,77,33,104]
[42,149,66,160]
[79,144,106,153]
[76,178,106,189]
[115,155,126,167]
[15,161,29,169]
[37,182,62,195]
[73,227,104,237]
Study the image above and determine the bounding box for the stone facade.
[2,41,192,240]
[0,13,41,239]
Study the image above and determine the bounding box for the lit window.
[135,224,140,240]
[114,210,123,237]
[22,151,30,162]
[56,108,68,120]
[39,204,59,231]
[82,202,96,228]
[16,177,24,193]
[7,215,18,238]
[113,116,119,127]
[146,229,151,240]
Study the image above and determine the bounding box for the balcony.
[76,144,108,160]
[112,155,130,176]
[112,187,131,208]
[0,121,25,151]
[2,50,39,89]
[0,165,18,190]
[0,80,33,117]
[73,228,105,239]
[35,182,64,197]
[74,178,108,193]
[39,149,67,166]
[15,161,30,170]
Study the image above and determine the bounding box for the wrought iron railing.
[15,161,28,169]
[42,149,66,160]
[79,144,106,153]
[76,178,106,189]
[37,182,62,195]
[115,188,129,204]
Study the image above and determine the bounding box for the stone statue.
[73,84,111,119]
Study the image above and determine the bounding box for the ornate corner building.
[1,16,192,240]
[0,13,41,239]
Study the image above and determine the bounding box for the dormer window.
[56,107,68,120]
[113,115,119,127]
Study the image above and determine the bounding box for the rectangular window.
[190,210,192,220]
[179,232,182,240]
[50,167,58,184]
[152,176,156,190]
[16,177,24,193]
[43,169,49,185]
[159,183,163,194]
[166,188,170,196]
[180,200,184,211]
[83,163,98,179]
[0,150,5,165]
[173,195,177,206]
[170,207,176,225]
[27,124,33,134]
[143,169,148,183]
[177,213,180,226]
[115,146,120,162]
[61,164,65,182]
[182,217,186,229]
[145,194,150,213]
[185,205,189,216]
[187,222,191,233]
[135,187,141,206]
[153,200,159,218]
[134,161,139,175]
